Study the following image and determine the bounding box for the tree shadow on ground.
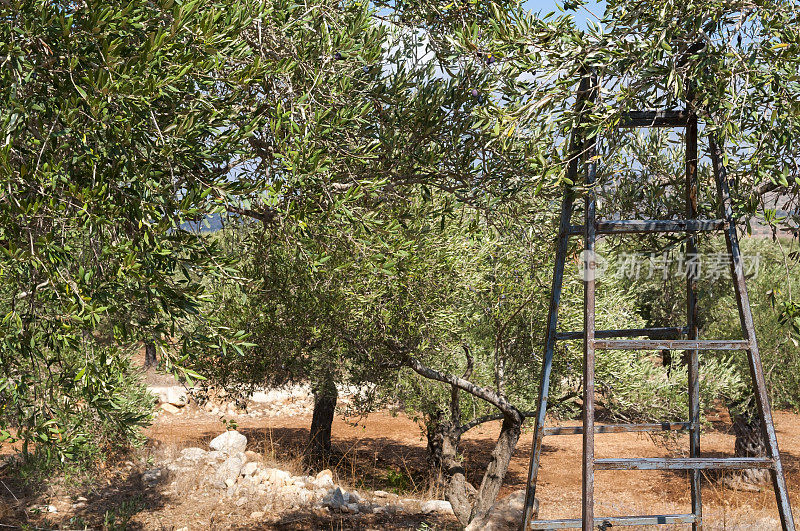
[234,426,528,498]
[0,459,171,530]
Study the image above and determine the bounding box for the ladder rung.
[568,219,726,235]
[528,514,698,529]
[593,339,749,351]
[595,457,774,471]
[544,422,690,436]
[619,110,693,128]
[556,327,685,341]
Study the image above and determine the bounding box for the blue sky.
[521,0,606,29]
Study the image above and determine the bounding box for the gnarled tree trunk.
[469,414,522,520]
[426,410,447,489]
[442,423,475,525]
[435,399,524,526]
[401,349,528,527]
[144,341,157,369]
[732,409,769,485]
[309,378,337,460]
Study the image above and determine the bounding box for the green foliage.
[4,0,800,483]
[6,349,152,476]
[385,467,412,493]
[613,235,800,416]
[103,495,145,531]
[704,237,800,411]
[0,0,265,464]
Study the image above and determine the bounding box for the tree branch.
[226,204,279,225]
[456,410,537,436]
[402,353,520,420]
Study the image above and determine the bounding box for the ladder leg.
[522,74,593,530]
[521,191,575,529]
[685,115,703,530]
[710,139,796,531]
[582,79,599,531]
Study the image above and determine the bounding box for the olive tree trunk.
[309,379,337,460]
[402,350,527,527]
[426,411,447,490]
[732,409,770,485]
[144,341,157,369]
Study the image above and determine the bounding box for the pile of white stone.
[144,430,454,520]
[149,385,315,418]
[149,386,189,414]
[149,384,375,419]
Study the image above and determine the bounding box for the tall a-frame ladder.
[521,74,796,530]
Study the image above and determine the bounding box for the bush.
[1,346,152,474]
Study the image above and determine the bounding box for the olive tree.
[0,0,267,464]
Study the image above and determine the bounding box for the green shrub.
[0,346,152,474]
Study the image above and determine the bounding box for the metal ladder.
[520,74,796,530]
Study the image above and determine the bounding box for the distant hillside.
[181,213,225,233]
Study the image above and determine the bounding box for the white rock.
[421,500,453,515]
[250,511,265,519]
[179,447,207,461]
[464,490,529,531]
[373,490,391,498]
[147,386,169,403]
[268,468,291,487]
[207,476,227,489]
[47,505,57,513]
[166,386,188,407]
[250,391,271,403]
[241,462,259,477]
[296,488,312,504]
[314,477,334,490]
[314,469,334,489]
[216,456,244,485]
[209,430,247,454]
[160,403,180,414]
[245,450,260,461]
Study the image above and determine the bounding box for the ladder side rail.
[685,107,702,530]
[710,138,796,531]
[581,72,600,531]
[521,73,593,529]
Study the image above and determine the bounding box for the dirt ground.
[2,395,798,529]
[140,402,798,530]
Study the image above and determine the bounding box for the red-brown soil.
[138,403,798,529]
[2,397,798,529]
